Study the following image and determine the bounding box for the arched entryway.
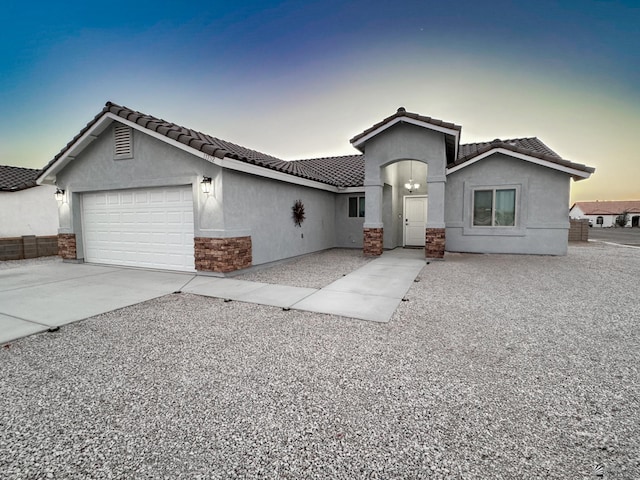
[350,107,460,259]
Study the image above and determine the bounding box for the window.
[473,188,516,226]
[596,216,604,225]
[348,196,365,218]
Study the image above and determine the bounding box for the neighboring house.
[37,102,595,273]
[570,201,640,228]
[0,165,59,259]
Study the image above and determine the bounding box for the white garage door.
[82,186,195,272]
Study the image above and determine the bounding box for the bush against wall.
[615,211,629,227]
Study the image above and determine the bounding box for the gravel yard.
[236,248,372,288]
[0,255,61,270]
[1,243,638,479]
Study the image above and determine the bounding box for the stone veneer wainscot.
[194,236,252,273]
[363,227,383,257]
[58,234,77,260]
[425,228,445,259]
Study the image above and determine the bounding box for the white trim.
[347,195,366,218]
[402,195,428,247]
[446,148,592,179]
[463,183,527,237]
[38,112,345,193]
[216,156,338,192]
[337,186,365,194]
[352,117,460,149]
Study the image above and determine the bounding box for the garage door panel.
[82,186,195,272]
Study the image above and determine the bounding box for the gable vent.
[114,124,133,159]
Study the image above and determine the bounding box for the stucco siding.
[335,193,364,248]
[364,123,446,175]
[222,170,337,265]
[445,153,570,255]
[55,123,221,249]
[361,123,447,238]
[0,185,59,237]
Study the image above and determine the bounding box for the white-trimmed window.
[113,124,133,159]
[348,196,365,218]
[473,188,516,227]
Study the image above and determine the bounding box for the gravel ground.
[1,243,638,479]
[0,255,61,270]
[235,248,371,288]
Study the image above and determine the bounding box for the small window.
[348,196,365,218]
[473,188,516,227]
[596,216,604,225]
[114,124,133,159]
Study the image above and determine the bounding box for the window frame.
[462,182,526,237]
[472,187,517,227]
[348,196,365,218]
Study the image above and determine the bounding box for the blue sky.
[1,0,638,202]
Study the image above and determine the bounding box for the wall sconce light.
[200,176,212,194]
[54,188,65,202]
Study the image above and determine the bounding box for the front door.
[404,196,428,246]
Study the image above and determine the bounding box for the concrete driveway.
[0,249,426,344]
[0,262,195,344]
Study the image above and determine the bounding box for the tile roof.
[452,137,595,175]
[41,102,362,187]
[350,107,461,164]
[40,102,593,189]
[290,155,364,188]
[0,165,41,191]
[350,107,461,143]
[571,200,640,215]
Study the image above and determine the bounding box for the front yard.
[1,242,638,479]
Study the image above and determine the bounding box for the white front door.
[404,196,428,246]
[82,185,195,272]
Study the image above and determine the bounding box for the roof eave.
[37,113,113,185]
[350,116,461,153]
[446,147,595,180]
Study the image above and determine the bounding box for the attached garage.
[81,185,195,272]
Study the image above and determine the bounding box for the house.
[570,201,640,228]
[0,165,59,260]
[36,102,595,273]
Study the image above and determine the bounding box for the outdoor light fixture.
[54,188,65,202]
[200,176,212,194]
[404,161,421,193]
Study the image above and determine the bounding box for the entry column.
[363,183,383,256]
[425,178,446,259]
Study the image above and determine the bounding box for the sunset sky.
[1,0,638,203]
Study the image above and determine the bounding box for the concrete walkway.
[183,248,426,323]
[1,249,426,344]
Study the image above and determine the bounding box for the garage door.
[82,186,195,272]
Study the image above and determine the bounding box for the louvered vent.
[113,124,133,159]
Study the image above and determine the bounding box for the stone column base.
[425,228,445,259]
[195,236,252,273]
[363,228,383,257]
[58,234,77,260]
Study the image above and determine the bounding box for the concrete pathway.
[183,248,426,323]
[1,249,426,344]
